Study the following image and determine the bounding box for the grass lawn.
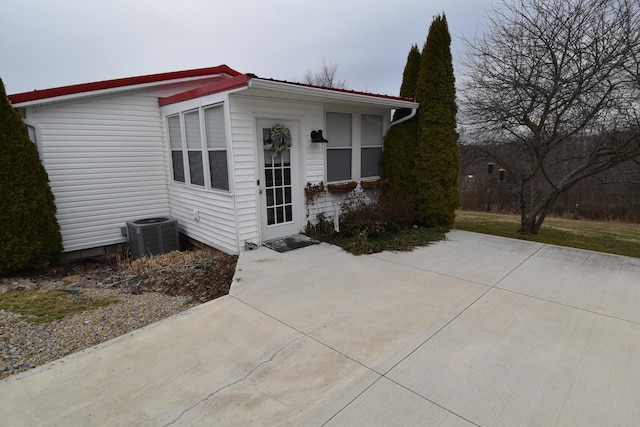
[454,210,640,258]
[0,290,118,323]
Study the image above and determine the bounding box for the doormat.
[262,235,320,253]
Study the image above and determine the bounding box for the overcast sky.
[1,0,498,97]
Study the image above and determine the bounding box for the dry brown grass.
[126,249,218,276]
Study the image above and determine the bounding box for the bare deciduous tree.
[461,0,640,233]
[303,58,347,89]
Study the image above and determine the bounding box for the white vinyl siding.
[27,92,171,253]
[167,185,237,254]
[163,99,237,254]
[227,95,324,246]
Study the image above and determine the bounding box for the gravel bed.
[0,248,237,380]
[0,288,195,380]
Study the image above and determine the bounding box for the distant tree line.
[459,134,640,223]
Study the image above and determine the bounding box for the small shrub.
[340,190,415,237]
[304,190,445,255]
[340,192,387,237]
[304,212,336,239]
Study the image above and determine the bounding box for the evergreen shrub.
[0,79,62,274]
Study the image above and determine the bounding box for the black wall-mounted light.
[311,130,328,143]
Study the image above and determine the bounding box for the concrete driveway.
[1,230,639,426]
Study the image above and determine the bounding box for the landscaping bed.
[0,248,238,379]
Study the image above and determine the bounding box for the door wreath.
[264,124,292,156]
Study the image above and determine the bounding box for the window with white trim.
[325,112,384,183]
[326,112,352,182]
[204,106,229,191]
[360,114,383,178]
[167,115,185,183]
[184,110,204,187]
[167,104,229,191]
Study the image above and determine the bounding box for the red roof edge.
[8,65,242,105]
[158,74,252,107]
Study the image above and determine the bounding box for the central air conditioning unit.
[126,217,179,259]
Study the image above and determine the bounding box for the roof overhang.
[159,75,418,110]
[158,74,252,107]
[242,78,419,109]
[9,66,418,111]
[8,65,242,108]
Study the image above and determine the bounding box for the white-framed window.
[326,112,352,182]
[184,110,204,187]
[167,104,229,191]
[325,112,384,183]
[167,115,185,183]
[204,105,229,191]
[360,114,383,178]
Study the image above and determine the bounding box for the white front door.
[257,119,302,241]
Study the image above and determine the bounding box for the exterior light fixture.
[487,162,495,174]
[311,130,328,143]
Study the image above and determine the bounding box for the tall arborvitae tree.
[0,78,62,274]
[414,14,459,227]
[381,44,421,201]
[394,44,421,121]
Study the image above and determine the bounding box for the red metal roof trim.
[8,65,242,105]
[158,74,252,107]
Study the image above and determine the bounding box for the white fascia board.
[247,79,419,109]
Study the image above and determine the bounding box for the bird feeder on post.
[486,163,495,212]
[487,162,495,175]
[498,168,505,182]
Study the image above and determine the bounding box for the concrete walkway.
[1,230,639,426]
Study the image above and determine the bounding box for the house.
[8,65,418,257]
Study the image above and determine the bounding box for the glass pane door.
[264,147,293,226]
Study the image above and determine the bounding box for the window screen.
[168,105,229,191]
[184,110,204,186]
[326,112,352,182]
[361,114,383,178]
[204,106,229,190]
[167,115,185,182]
